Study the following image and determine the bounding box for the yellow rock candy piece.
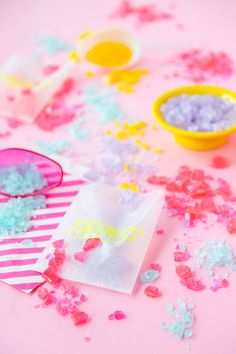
[69,51,80,62]
[119,182,139,192]
[78,31,94,40]
[86,71,95,77]
[123,163,136,174]
[118,84,134,93]
[115,131,127,140]
[151,125,158,131]
[153,148,164,154]
[104,68,149,93]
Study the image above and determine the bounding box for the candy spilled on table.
[147,165,236,232]
[162,299,195,341]
[166,49,235,82]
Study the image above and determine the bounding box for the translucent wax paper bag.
[0,54,76,123]
[46,183,163,293]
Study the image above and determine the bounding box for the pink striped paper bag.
[0,174,84,293]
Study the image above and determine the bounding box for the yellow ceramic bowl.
[153,85,236,150]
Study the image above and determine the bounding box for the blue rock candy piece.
[36,141,70,155]
[35,35,72,53]
[141,269,160,283]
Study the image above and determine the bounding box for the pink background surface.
[1,1,236,354]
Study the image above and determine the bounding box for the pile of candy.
[111,0,173,25]
[195,239,236,275]
[81,84,125,122]
[176,264,205,291]
[147,165,236,232]
[0,163,47,196]
[168,49,234,82]
[160,94,236,132]
[40,240,90,326]
[0,196,46,234]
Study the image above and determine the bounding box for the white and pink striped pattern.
[0,175,84,293]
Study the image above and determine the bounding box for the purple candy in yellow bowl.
[153,85,236,150]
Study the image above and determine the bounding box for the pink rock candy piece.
[54,247,65,260]
[181,277,205,291]
[42,267,60,285]
[144,285,160,298]
[38,287,56,305]
[71,311,89,326]
[174,246,191,262]
[53,239,64,248]
[176,265,193,280]
[150,263,162,272]
[227,219,236,234]
[38,287,49,300]
[210,278,229,292]
[80,294,88,302]
[108,310,126,320]
[74,251,88,263]
[83,237,102,252]
[211,156,230,169]
[56,303,69,316]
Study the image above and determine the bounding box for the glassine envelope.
[50,183,164,293]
